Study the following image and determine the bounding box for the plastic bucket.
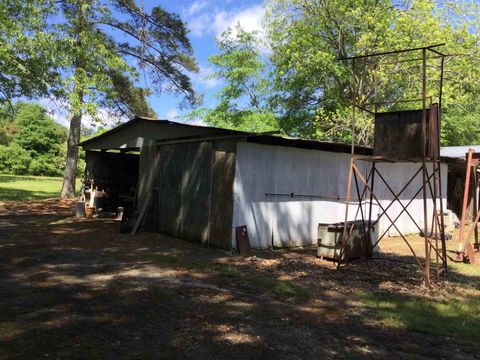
[75,201,85,218]
[117,207,124,220]
[85,206,95,219]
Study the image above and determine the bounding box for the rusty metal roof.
[440,146,480,159]
[79,116,373,155]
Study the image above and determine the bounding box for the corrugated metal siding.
[232,142,448,248]
[232,143,362,248]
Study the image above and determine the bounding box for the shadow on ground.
[0,188,60,201]
[0,199,478,359]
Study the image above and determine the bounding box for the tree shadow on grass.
[0,175,21,183]
[0,188,58,201]
[361,289,480,342]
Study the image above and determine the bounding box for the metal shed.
[80,116,449,250]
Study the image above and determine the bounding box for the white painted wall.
[232,142,447,248]
[374,162,448,237]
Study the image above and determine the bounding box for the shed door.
[209,141,236,249]
[156,142,213,245]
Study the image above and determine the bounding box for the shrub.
[0,144,31,175]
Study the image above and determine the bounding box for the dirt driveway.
[0,199,478,359]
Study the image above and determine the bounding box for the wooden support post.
[421,49,430,287]
[459,149,474,252]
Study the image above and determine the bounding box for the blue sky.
[138,0,265,122]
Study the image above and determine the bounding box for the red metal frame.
[458,149,479,263]
[339,45,447,287]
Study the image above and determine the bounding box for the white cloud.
[38,97,126,131]
[83,108,126,129]
[213,5,265,38]
[190,65,221,89]
[187,0,209,16]
[163,108,206,126]
[188,13,211,37]
[186,4,265,39]
[165,108,180,120]
[189,117,206,126]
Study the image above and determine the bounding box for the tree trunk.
[60,109,82,198]
[60,2,85,199]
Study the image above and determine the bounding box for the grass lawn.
[360,237,480,345]
[363,287,480,341]
[0,174,80,201]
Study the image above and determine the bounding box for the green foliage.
[0,102,67,176]
[0,0,62,104]
[201,0,480,146]
[0,1,200,196]
[42,0,198,121]
[189,26,279,133]
[13,104,65,155]
[1,1,197,120]
[0,144,31,175]
[54,0,199,196]
[0,129,8,146]
[442,106,480,146]
[264,0,480,145]
[0,104,18,145]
